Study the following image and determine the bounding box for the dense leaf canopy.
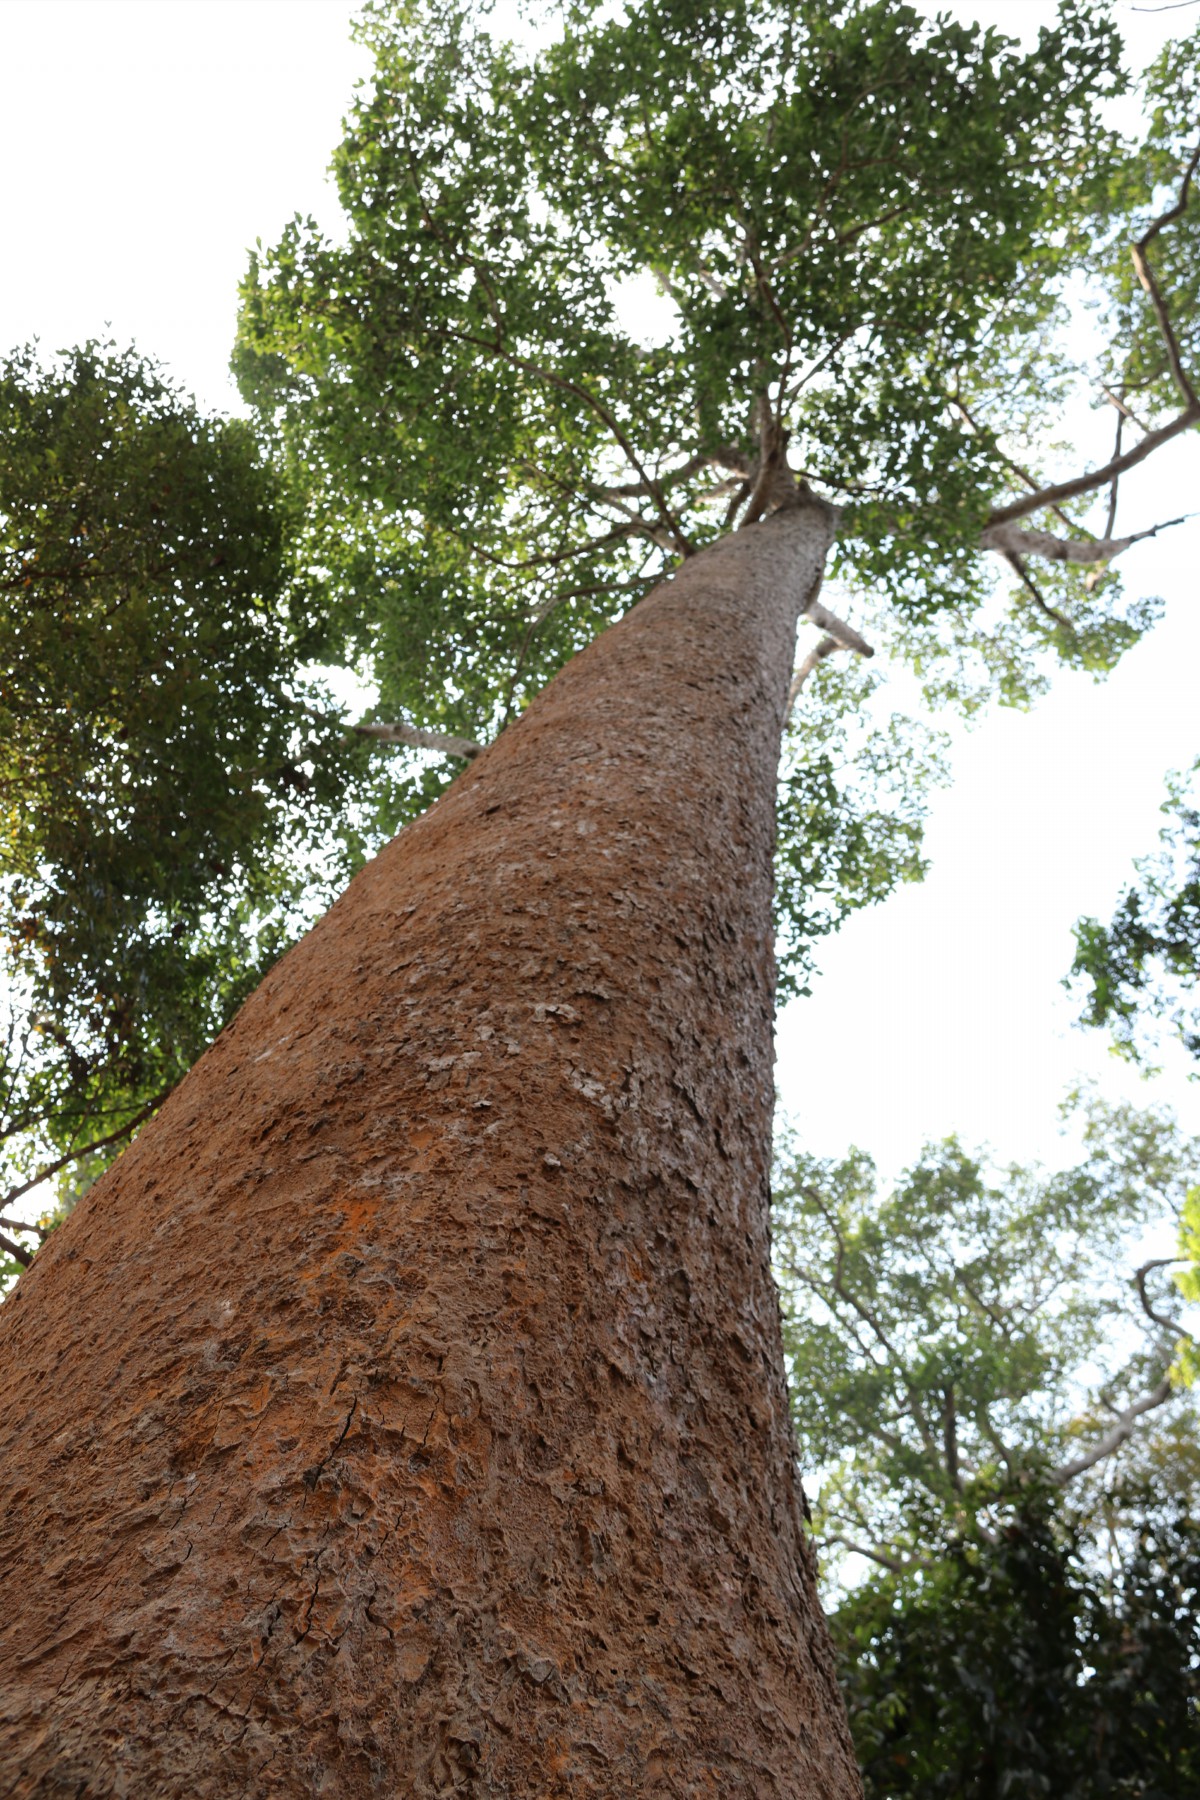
[232,0,1198,996]
[834,1505,1200,1800]
[0,345,373,1271]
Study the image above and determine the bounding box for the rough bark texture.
[0,498,861,1799]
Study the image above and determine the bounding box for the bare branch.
[597,449,743,502]
[985,155,1200,530]
[0,1216,48,1237]
[1102,407,1123,544]
[952,394,1089,538]
[1050,1377,1174,1485]
[997,550,1073,631]
[986,403,1200,529]
[981,514,1191,567]
[1098,382,1151,436]
[1134,1256,1185,1337]
[448,516,649,575]
[804,594,874,658]
[652,259,730,304]
[351,720,483,760]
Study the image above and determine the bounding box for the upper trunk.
[0,496,861,1798]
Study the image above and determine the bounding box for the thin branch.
[943,1384,962,1492]
[451,325,695,555]
[1098,382,1151,436]
[1130,141,1200,412]
[804,1186,943,1467]
[1134,1256,1184,1336]
[987,149,1200,528]
[977,1403,1018,1475]
[597,450,724,501]
[822,1534,919,1576]
[953,394,1093,538]
[0,1090,170,1216]
[0,1216,48,1237]
[1103,408,1124,543]
[0,1230,32,1268]
[1050,1377,1174,1485]
[447,517,648,576]
[804,594,875,657]
[998,550,1073,631]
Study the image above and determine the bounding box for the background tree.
[1072,756,1200,1066]
[0,343,375,1282]
[773,1096,1200,1794]
[1067,24,1200,1073]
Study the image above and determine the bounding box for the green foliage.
[774,1091,1199,1571]
[232,0,1178,997]
[776,657,947,998]
[1090,21,1200,431]
[776,1100,1200,1792]
[0,344,382,1274]
[5,1,1196,1272]
[1072,759,1200,1064]
[835,1503,1200,1800]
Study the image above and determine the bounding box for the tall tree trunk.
[0,496,861,1799]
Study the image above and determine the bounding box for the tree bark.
[0,495,861,1799]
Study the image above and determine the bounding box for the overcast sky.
[0,0,1195,1182]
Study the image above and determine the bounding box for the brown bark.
[0,496,861,1799]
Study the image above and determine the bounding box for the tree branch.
[952,393,1090,538]
[981,514,1191,567]
[1050,1376,1174,1485]
[942,1384,962,1492]
[596,450,729,501]
[0,1230,32,1268]
[1102,407,1124,544]
[986,153,1200,530]
[999,549,1073,630]
[350,720,483,759]
[0,1090,171,1217]
[1134,1256,1184,1337]
[1131,139,1200,413]
[1099,382,1150,437]
[803,594,874,657]
[985,404,1200,530]
[822,1533,918,1576]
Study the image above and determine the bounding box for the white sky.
[0,0,1196,1186]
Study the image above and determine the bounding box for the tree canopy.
[2,0,1197,1290]
[232,0,1199,969]
[0,343,374,1278]
[774,1097,1200,1794]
